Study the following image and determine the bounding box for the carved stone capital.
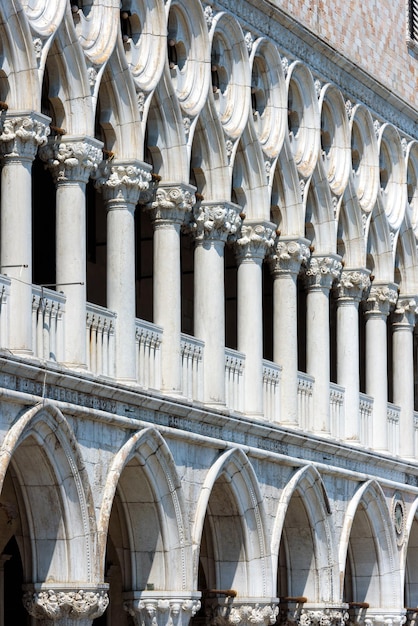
[39,137,103,185]
[227,603,279,626]
[335,269,371,303]
[0,113,50,161]
[304,255,342,291]
[191,202,242,243]
[22,587,109,626]
[269,238,311,277]
[392,296,417,329]
[235,221,276,263]
[294,609,348,626]
[95,160,152,207]
[124,595,201,626]
[364,283,398,318]
[347,609,406,626]
[146,184,196,226]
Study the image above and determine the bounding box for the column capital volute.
[235,220,276,264]
[0,111,50,162]
[145,183,196,227]
[95,159,152,207]
[392,295,417,329]
[39,135,103,185]
[335,268,371,303]
[22,585,109,625]
[304,254,342,292]
[364,282,398,318]
[189,201,242,244]
[123,593,201,626]
[269,237,311,277]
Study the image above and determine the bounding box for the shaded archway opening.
[405,515,418,610]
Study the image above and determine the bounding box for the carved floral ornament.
[191,203,242,242]
[235,222,276,262]
[335,270,371,302]
[227,604,279,626]
[269,239,311,276]
[95,162,152,205]
[147,185,196,225]
[0,116,50,160]
[304,256,343,290]
[22,588,109,623]
[364,284,398,316]
[293,610,348,626]
[39,140,103,184]
[392,297,418,327]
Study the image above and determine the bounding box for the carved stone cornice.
[235,221,276,263]
[269,238,311,277]
[0,113,50,161]
[191,201,242,243]
[392,296,417,329]
[123,595,201,626]
[95,161,152,207]
[335,269,371,303]
[364,283,398,318]
[146,184,196,227]
[22,587,109,625]
[304,255,342,291]
[39,137,103,185]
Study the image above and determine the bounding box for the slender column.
[145,184,195,393]
[235,221,276,416]
[96,161,152,381]
[192,202,241,405]
[40,137,102,368]
[392,296,417,458]
[268,237,310,424]
[305,255,342,433]
[124,594,201,626]
[364,282,397,451]
[0,113,49,352]
[335,269,370,441]
[23,587,109,626]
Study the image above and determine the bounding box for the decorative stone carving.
[235,221,276,263]
[124,597,201,626]
[39,138,103,185]
[392,296,417,328]
[0,115,50,161]
[304,255,342,291]
[291,609,348,626]
[146,184,196,226]
[204,4,214,29]
[335,269,371,302]
[227,603,279,626]
[345,100,353,119]
[23,588,109,625]
[281,57,289,76]
[245,31,254,52]
[364,283,398,317]
[269,238,310,277]
[33,37,43,59]
[314,79,322,98]
[190,202,242,243]
[95,161,152,206]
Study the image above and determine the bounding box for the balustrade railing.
[297,371,314,430]
[135,319,163,390]
[329,382,345,439]
[359,392,373,447]
[32,286,65,362]
[225,348,245,413]
[180,333,204,401]
[262,359,281,422]
[86,303,116,377]
[0,275,11,350]
[387,402,400,456]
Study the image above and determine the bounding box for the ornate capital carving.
[146,184,196,226]
[190,202,242,243]
[39,137,103,185]
[392,296,417,329]
[294,609,348,626]
[347,610,406,626]
[335,269,371,303]
[364,283,398,318]
[304,255,342,291]
[0,114,50,161]
[235,221,276,263]
[95,161,152,207]
[228,604,279,626]
[22,587,109,625]
[124,596,201,626]
[269,238,310,277]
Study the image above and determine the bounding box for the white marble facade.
[0,1,418,626]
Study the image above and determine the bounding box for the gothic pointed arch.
[402,494,418,609]
[304,161,337,254]
[270,135,304,237]
[337,181,366,268]
[365,203,394,283]
[394,215,418,295]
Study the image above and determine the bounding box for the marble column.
[96,161,152,382]
[192,202,241,405]
[145,184,195,394]
[335,269,370,441]
[0,113,50,353]
[392,296,417,458]
[268,237,310,425]
[22,587,109,626]
[235,221,276,416]
[40,137,103,369]
[305,254,342,434]
[363,282,397,451]
[124,594,201,626]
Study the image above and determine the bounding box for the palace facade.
[0,1,418,625]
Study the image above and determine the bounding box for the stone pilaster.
[335,269,371,441]
[235,221,276,416]
[304,255,342,433]
[191,202,242,404]
[40,137,102,368]
[364,282,398,451]
[145,184,195,393]
[22,587,109,626]
[0,113,50,353]
[95,161,152,381]
[124,595,201,626]
[269,238,310,425]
